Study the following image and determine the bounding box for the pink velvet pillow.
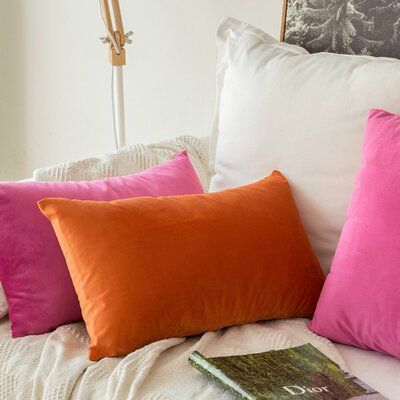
[0,152,203,337]
[309,110,400,358]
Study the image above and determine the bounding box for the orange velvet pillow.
[39,171,324,361]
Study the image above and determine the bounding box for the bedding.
[0,286,6,319]
[0,152,203,338]
[0,318,345,400]
[1,315,398,399]
[1,131,399,397]
[33,135,210,191]
[39,171,324,360]
[336,344,400,400]
[210,17,400,274]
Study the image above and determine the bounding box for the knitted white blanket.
[33,135,210,191]
[0,318,345,400]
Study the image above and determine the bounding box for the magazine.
[189,343,387,399]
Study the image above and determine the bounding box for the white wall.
[0,1,282,180]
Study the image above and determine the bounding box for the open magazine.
[189,344,387,399]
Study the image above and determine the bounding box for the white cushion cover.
[336,343,400,399]
[210,18,400,272]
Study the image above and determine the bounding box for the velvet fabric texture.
[310,110,400,358]
[39,171,325,361]
[0,152,203,337]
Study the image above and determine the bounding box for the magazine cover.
[189,344,387,400]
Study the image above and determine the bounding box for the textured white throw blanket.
[33,135,210,191]
[0,286,6,319]
[0,318,345,399]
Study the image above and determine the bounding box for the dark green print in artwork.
[284,0,400,58]
[189,344,387,399]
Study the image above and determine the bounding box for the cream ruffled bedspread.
[0,318,345,400]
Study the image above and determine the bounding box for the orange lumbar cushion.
[39,171,325,361]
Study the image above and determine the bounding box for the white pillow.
[210,18,400,273]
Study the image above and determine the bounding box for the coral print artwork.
[282,0,400,58]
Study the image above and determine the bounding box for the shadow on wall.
[0,1,27,180]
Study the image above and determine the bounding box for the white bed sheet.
[336,343,400,400]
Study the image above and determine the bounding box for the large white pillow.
[210,18,400,273]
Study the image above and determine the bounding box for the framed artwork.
[281,0,400,58]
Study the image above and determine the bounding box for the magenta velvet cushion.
[309,110,400,358]
[0,152,203,337]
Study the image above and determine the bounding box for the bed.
[2,2,400,393]
[0,135,399,400]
